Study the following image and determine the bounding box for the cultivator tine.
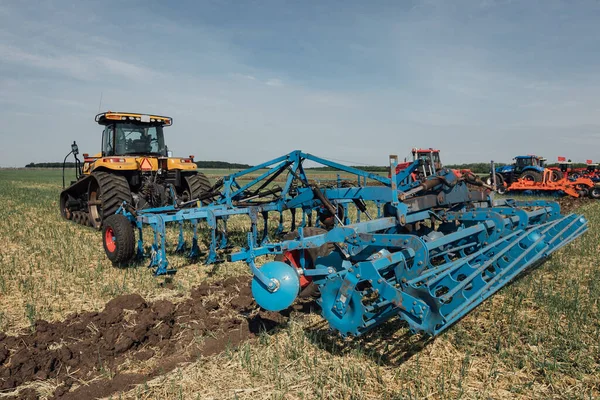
[260,211,269,246]
[189,220,202,259]
[217,218,229,250]
[136,223,144,259]
[290,208,297,232]
[205,214,219,264]
[175,221,186,253]
[275,212,284,236]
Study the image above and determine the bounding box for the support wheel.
[88,172,132,229]
[103,214,136,265]
[590,187,600,199]
[275,227,334,298]
[183,173,213,205]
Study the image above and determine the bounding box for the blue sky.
[1,0,600,167]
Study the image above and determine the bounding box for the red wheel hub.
[282,250,312,288]
[105,227,116,253]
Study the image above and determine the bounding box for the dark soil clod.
[0,276,296,399]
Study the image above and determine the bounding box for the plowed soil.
[557,196,590,213]
[0,277,304,399]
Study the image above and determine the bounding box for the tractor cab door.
[101,125,115,156]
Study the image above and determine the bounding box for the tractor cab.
[585,161,598,174]
[514,155,543,172]
[412,148,442,177]
[96,112,171,157]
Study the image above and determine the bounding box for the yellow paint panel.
[167,158,197,171]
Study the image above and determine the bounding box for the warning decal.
[140,158,153,171]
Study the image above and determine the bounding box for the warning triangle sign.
[140,158,153,171]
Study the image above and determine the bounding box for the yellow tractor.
[60,111,213,229]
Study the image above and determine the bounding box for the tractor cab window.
[113,123,166,156]
[515,157,534,169]
[415,152,441,169]
[414,151,441,177]
[101,125,115,156]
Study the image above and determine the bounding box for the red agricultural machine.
[393,148,489,187]
[493,157,600,199]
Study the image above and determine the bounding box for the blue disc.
[252,261,300,311]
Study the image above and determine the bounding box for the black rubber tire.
[494,174,505,186]
[589,187,600,199]
[275,227,334,298]
[103,214,136,265]
[88,172,133,229]
[183,173,213,205]
[59,192,71,220]
[519,171,543,183]
[550,170,563,181]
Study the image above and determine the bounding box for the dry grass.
[1,169,599,399]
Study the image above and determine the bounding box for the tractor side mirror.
[71,141,79,156]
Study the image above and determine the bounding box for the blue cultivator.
[104,150,587,337]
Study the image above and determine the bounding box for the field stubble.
[0,169,598,399]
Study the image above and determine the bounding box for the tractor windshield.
[515,157,535,169]
[102,123,166,156]
[415,152,441,168]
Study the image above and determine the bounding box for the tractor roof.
[514,155,540,159]
[412,148,440,153]
[95,111,173,126]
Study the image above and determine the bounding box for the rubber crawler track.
[88,172,132,229]
[185,172,213,205]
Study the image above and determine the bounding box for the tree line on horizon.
[24,161,593,174]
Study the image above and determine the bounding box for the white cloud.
[96,57,159,81]
[265,78,284,87]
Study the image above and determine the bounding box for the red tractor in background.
[393,148,444,178]
[392,148,489,189]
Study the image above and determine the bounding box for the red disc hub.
[105,227,116,253]
[282,250,312,288]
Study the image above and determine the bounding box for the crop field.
[0,168,599,399]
